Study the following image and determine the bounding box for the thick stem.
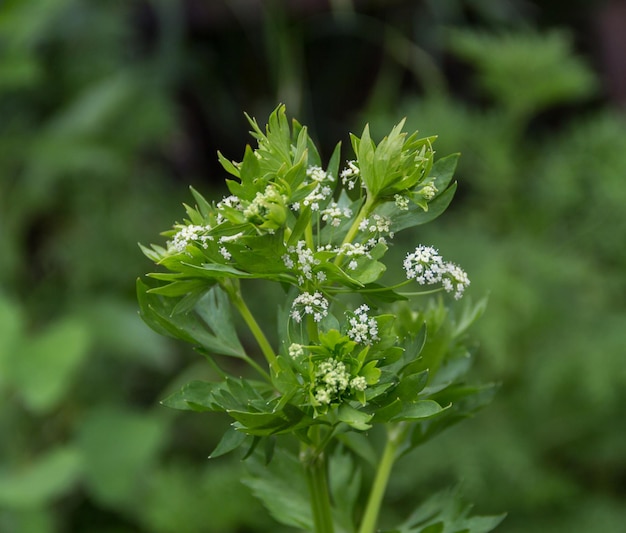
[357,424,405,533]
[303,446,335,533]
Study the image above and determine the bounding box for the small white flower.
[168,224,213,253]
[291,291,329,323]
[321,202,352,228]
[307,165,333,183]
[419,182,438,200]
[347,304,379,345]
[404,245,470,298]
[283,241,320,281]
[219,246,231,260]
[288,343,305,359]
[350,376,368,391]
[442,263,470,299]
[340,160,360,190]
[403,245,445,284]
[394,194,409,210]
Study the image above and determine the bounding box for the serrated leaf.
[161,380,228,412]
[209,427,249,458]
[390,486,505,533]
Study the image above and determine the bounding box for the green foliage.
[365,27,626,533]
[140,106,499,532]
[447,29,597,119]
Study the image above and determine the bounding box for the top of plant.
[138,105,491,458]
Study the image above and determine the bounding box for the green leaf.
[77,407,167,507]
[376,182,457,233]
[9,317,90,413]
[391,400,446,422]
[338,403,373,430]
[394,371,430,402]
[243,448,313,531]
[430,153,460,193]
[138,281,247,358]
[0,447,82,508]
[389,486,505,533]
[161,380,229,412]
[209,427,249,458]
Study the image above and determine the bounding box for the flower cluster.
[290,291,329,323]
[359,214,394,241]
[168,224,213,253]
[403,245,470,299]
[243,184,287,229]
[321,202,353,228]
[347,305,379,345]
[340,160,360,190]
[282,240,323,284]
[288,343,305,359]
[292,166,334,212]
[313,358,367,405]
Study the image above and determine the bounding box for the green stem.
[224,280,279,374]
[333,195,377,267]
[303,445,335,533]
[357,424,405,533]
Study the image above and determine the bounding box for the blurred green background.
[1,1,625,532]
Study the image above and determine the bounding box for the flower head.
[442,263,470,300]
[347,304,379,345]
[290,291,329,323]
[403,245,470,298]
[168,224,213,253]
[403,245,445,284]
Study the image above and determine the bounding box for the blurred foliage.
[365,26,626,533]
[1,0,625,532]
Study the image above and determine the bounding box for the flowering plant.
[138,106,503,533]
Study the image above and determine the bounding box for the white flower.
[350,376,367,391]
[442,263,470,300]
[283,241,320,281]
[291,291,329,323]
[419,182,438,200]
[288,343,305,359]
[306,165,333,183]
[168,224,213,253]
[347,304,379,345]
[403,245,445,284]
[313,358,350,404]
[404,245,470,298]
[216,195,243,223]
[394,194,409,210]
[312,357,372,405]
[340,160,360,190]
[219,246,231,260]
[321,202,352,228]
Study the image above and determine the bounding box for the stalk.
[224,280,279,374]
[357,424,405,533]
[302,443,335,533]
[333,195,377,266]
